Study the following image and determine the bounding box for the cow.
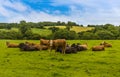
[56,44,77,54]
[92,45,105,51]
[49,39,66,54]
[25,41,41,50]
[40,39,49,50]
[100,41,112,47]
[19,43,39,51]
[6,41,19,48]
[25,41,36,46]
[71,43,88,51]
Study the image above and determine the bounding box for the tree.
[79,32,99,40]
[66,25,71,31]
[95,30,114,40]
[19,20,33,39]
[48,26,59,33]
[53,29,78,40]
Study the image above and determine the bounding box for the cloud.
[1,0,120,25]
[0,0,28,17]
[7,11,72,23]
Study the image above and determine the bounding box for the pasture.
[32,28,52,37]
[0,40,120,77]
[45,26,94,33]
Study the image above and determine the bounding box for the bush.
[79,32,99,40]
[53,29,79,40]
[0,31,22,39]
[95,30,115,40]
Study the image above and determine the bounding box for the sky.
[0,0,120,25]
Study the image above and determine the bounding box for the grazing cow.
[40,39,49,50]
[6,41,19,48]
[19,43,39,51]
[100,41,112,47]
[92,45,105,51]
[49,39,66,54]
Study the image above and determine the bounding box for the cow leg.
[54,47,58,55]
[62,46,66,54]
[49,46,52,54]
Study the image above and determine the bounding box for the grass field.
[0,28,18,32]
[32,28,52,37]
[45,26,94,33]
[0,40,120,77]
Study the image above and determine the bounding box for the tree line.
[0,21,80,30]
[0,20,120,40]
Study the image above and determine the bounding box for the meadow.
[0,40,120,77]
[45,26,94,33]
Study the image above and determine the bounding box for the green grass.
[0,40,120,77]
[0,28,18,32]
[45,26,66,29]
[32,28,52,36]
[0,28,52,37]
[45,26,94,33]
[70,26,94,33]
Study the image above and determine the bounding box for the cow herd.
[6,39,112,54]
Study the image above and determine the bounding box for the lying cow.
[71,43,88,51]
[92,45,105,51]
[40,39,49,50]
[6,41,19,48]
[56,44,77,54]
[19,43,39,51]
[100,41,112,47]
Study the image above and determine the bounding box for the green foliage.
[0,31,22,39]
[53,29,79,39]
[48,26,60,33]
[80,32,99,40]
[66,25,71,31]
[19,20,35,39]
[1,21,120,40]
[95,30,114,40]
[19,20,31,34]
[78,24,120,40]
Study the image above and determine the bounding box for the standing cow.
[49,39,66,54]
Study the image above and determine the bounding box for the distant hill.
[45,26,94,33]
[0,26,94,37]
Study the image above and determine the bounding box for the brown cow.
[40,39,49,50]
[6,41,19,48]
[49,39,66,54]
[25,41,36,45]
[25,41,41,50]
[79,43,88,50]
[100,41,112,47]
[92,45,105,51]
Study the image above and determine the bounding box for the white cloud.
[2,0,27,12]
[1,0,120,25]
[7,11,72,23]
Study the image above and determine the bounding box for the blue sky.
[0,0,120,25]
